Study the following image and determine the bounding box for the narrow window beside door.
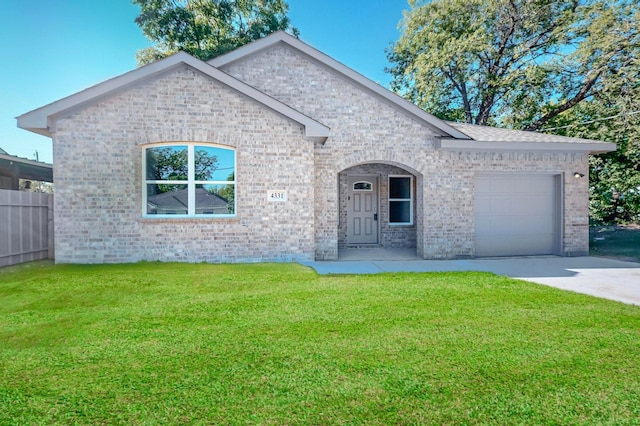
[389,175,413,225]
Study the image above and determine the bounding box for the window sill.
[139,215,239,224]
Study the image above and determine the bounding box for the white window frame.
[142,143,236,218]
[388,175,413,226]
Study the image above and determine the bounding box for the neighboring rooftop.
[0,149,53,190]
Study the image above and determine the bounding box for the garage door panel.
[525,220,553,235]
[489,179,512,193]
[474,174,558,257]
[526,179,554,193]
[476,235,554,257]
[476,214,542,237]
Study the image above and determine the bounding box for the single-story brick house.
[17,31,615,263]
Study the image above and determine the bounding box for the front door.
[346,175,378,244]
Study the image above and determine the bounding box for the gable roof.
[210,31,472,140]
[17,51,330,142]
[17,31,616,154]
[210,31,615,154]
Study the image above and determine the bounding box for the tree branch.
[524,70,603,131]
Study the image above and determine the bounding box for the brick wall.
[51,46,590,263]
[222,45,590,259]
[52,66,315,263]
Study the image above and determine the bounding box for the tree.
[146,146,219,193]
[545,89,640,224]
[387,0,640,223]
[133,0,299,65]
[387,0,639,130]
[210,172,235,213]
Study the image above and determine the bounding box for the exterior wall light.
[573,172,585,178]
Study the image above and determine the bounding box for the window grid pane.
[144,144,236,217]
[389,201,411,223]
[389,177,411,199]
[146,184,189,215]
[145,146,188,180]
[195,184,235,215]
[389,175,413,225]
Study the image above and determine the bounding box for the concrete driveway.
[301,256,640,306]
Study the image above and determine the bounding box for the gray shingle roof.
[446,121,606,144]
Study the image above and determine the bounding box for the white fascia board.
[438,138,617,153]
[210,31,471,140]
[17,51,330,141]
[17,54,192,137]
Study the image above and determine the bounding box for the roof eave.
[16,54,193,136]
[17,50,330,141]
[438,139,617,153]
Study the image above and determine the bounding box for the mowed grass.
[1,262,639,425]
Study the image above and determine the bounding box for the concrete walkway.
[301,256,640,306]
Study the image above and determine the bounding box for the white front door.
[346,175,378,244]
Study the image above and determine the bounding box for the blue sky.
[1,0,409,164]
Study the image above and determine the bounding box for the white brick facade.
[19,32,610,263]
[53,67,315,263]
[221,44,590,260]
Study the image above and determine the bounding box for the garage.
[474,174,561,257]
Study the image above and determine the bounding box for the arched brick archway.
[313,153,425,260]
[338,163,423,256]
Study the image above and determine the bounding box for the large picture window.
[143,144,235,217]
[389,175,413,225]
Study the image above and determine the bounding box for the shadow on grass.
[590,224,640,263]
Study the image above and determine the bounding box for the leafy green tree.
[147,147,219,193]
[209,172,235,213]
[545,92,640,223]
[387,0,639,130]
[147,147,188,182]
[133,0,298,64]
[388,0,640,223]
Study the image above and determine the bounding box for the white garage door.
[475,174,559,257]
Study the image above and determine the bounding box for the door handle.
[374,213,378,221]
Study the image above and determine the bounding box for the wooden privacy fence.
[0,189,53,267]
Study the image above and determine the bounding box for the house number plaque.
[267,190,287,202]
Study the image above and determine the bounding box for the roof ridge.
[210,31,471,140]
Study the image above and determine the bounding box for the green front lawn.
[1,262,639,424]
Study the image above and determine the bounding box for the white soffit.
[17,51,330,141]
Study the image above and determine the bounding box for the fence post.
[48,194,54,260]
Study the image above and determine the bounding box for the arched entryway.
[338,163,421,259]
